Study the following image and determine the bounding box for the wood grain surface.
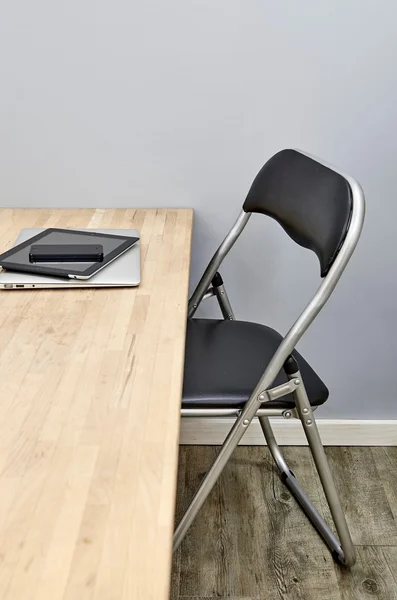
[172,446,397,600]
[0,208,193,600]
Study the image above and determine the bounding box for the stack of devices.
[0,228,140,289]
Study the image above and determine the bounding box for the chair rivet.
[243,419,249,426]
[258,393,265,401]
[302,408,309,414]
[294,379,300,385]
[284,412,292,419]
[306,419,312,425]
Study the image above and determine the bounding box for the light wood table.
[0,208,193,600]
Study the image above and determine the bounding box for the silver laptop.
[0,228,140,289]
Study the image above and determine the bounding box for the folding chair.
[173,149,365,567]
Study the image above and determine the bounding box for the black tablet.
[0,228,139,279]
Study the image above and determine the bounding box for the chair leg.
[212,272,235,320]
[259,379,356,567]
[173,396,261,552]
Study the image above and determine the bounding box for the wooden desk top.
[0,208,193,600]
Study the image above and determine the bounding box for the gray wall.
[1,1,396,418]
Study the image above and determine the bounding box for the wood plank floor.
[171,446,397,600]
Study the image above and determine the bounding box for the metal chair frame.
[173,150,365,567]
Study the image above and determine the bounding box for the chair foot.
[259,412,355,567]
[281,469,345,564]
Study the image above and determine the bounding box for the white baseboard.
[179,418,397,446]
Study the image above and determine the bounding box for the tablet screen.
[0,228,139,279]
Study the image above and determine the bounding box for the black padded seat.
[182,319,329,409]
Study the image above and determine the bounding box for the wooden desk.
[0,208,193,600]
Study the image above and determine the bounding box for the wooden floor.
[171,446,397,600]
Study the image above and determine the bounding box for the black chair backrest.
[243,149,353,277]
